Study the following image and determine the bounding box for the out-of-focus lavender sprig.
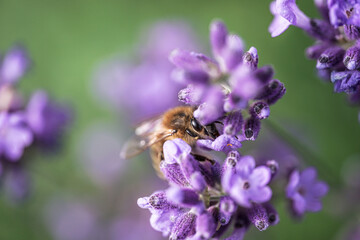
[269,0,360,121]
[93,21,199,122]
[0,45,71,201]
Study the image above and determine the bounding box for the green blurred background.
[0,0,359,239]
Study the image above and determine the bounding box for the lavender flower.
[222,155,272,208]
[0,45,71,200]
[269,0,360,115]
[286,167,329,217]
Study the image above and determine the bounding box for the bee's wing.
[120,116,175,159]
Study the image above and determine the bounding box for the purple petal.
[236,155,256,177]
[248,186,272,203]
[292,192,306,215]
[163,139,191,164]
[210,20,228,56]
[286,170,300,198]
[194,86,225,125]
[249,166,271,187]
[243,47,258,69]
[218,34,244,72]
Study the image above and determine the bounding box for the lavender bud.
[243,117,261,141]
[210,20,228,56]
[222,151,240,176]
[230,65,263,100]
[344,45,360,70]
[169,49,203,70]
[253,65,274,85]
[316,46,345,69]
[219,196,237,225]
[247,204,269,231]
[194,86,225,125]
[266,160,279,178]
[166,187,201,208]
[170,212,197,240]
[263,203,279,226]
[249,101,270,119]
[137,191,175,212]
[331,71,360,93]
[307,19,336,41]
[243,47,258,69]
[227,150,240,159]
[178,84,206,105]
[220,34,244,72]
[256,79,286,105]
[306,43,329,60]
[344,25,360,40]
[160,161,190,187]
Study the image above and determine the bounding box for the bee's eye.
[186,129,197,137]
[191,118,202,132]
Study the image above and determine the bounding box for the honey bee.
[120,106,220,176]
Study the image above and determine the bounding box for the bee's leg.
[191,154,215,165]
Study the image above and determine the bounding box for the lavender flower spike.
[268,0,360,118]
[286,167,329,217]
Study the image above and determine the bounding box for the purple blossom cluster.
[0,46,71,200]
[171,20,286,151]
[269,0,360,118]
[136,20,329,239]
